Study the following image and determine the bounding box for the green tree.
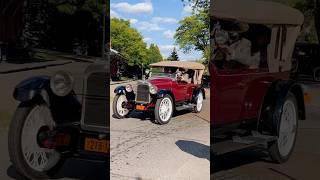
[175,10,209,62]
[147,44,163,64]
[168,47,179,61]
[111,18,148,66]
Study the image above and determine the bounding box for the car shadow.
[112,108,196,124]
[212,147,272,174]
[7,158,108,180]
[175,140,210,161]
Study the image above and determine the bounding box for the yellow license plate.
[136,105,145,110]
[84,138,109,153]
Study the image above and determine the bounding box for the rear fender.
[192,87,206,103]
[259,80,306,136]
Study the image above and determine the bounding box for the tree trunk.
[315,0,320,43]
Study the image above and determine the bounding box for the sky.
[110,0,203,61]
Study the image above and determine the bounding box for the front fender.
[114,86,126,95]
[13,76,51,103]
[114,86,135,100]
[157,89,173,99]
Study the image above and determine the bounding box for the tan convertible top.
[150,61,205,70]
[210,0,304,25]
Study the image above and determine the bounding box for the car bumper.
[126,100,155,111]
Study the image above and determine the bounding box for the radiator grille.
[135,84,150,103]
[83,72,108,129]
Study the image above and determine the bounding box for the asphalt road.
[0,61,107,180]
[212,83,320,180]
[110,82,210,180]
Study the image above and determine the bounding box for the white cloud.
[129,18,138,24]
[137,21,163,32]
[110,9,120,18]
[163,30,175,39]
[143,37,152,42]
[111,1,153,14]
[159,45,177,51]
[152,17,178,24]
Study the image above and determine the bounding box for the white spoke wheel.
[268,93,298,163]
[194,91,204,113]
[113,94,130,119]
[155,95,174,125]
[8,102,63,180]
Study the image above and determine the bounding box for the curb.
[0,60,73,74]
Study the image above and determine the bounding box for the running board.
[176,104,194,111]
[212,133,276,155]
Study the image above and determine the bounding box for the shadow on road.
[7,158,108,180]
[176,140,210,161]
[212,147,271,173]
[112,108,197,124]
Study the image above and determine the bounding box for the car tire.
[193,91,204,113]
[154,95,174,125]
[113,94,130,119]
[268,93,298,163]
[313,67,320,82]
[8,101,64,180]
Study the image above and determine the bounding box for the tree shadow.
[175,140,210,161]
[212,147,272,174]
[7,158,108,180]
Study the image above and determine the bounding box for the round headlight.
[125,84,133,92]
[149,83,158,94]
[50,71,74,96]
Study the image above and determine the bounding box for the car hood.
[147,76,174,88]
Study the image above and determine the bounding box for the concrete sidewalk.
[0,60,73,74]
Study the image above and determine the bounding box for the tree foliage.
[175,9,209,63]
[147,44,163,64]
[111,18,162,67]
[111,18,147,66]
[19,0,106,57]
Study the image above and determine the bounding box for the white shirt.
[227,38,260,69]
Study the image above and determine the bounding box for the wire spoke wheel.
[21,105,61,172]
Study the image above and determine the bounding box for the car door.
[211,69,249,125]
[172,81,188,102]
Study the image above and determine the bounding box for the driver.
[176,68,191,83]
[213,22,260,69]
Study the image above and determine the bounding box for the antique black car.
[291,43,320,81]
[8,60,108,179]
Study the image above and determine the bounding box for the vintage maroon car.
[211,0,306,163]
[113,61,206,124]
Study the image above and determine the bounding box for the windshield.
[150,67,178,78]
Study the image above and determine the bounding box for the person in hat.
[213,21,260,69]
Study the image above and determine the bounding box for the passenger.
[225,32,260,69]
